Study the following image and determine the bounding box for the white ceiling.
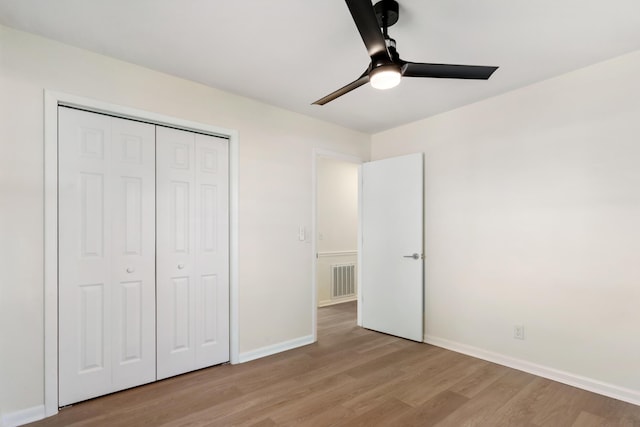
[1,0,640,133]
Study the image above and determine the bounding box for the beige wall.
[372,50,640,397]
[0,25,370,417]
[316,157,358,305]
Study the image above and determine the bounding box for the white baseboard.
[1,405,45,427]
[424,335,640,407]
[318,296,357,307]
[238,334,315,363]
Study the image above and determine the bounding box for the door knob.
[126,267,135,273]
[177,263,185,270]
[403,253,421,260]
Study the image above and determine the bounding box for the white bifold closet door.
[58,107,156,406]
[156,127,230,380]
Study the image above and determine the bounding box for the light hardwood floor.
[29,302,640,426]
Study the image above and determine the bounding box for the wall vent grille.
[331,263,356,299]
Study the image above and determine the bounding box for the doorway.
[312,150,362,340]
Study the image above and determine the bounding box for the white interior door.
[58,107,156,406]
[360,153,424,342]
[156,127,229,380]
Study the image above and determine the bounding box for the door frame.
[311,149,363,341]
[43,90,240,416]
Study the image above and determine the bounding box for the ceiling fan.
[313,0,499,105]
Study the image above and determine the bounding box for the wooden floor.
[30,301,640,426]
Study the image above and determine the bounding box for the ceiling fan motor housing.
[374,0,399,28]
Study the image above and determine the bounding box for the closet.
[58,107,229,406]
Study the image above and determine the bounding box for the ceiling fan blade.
[312,72,370,105]
[346,0,389,59]
[402,62,498,80]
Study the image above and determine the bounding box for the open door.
[360,153,424,342]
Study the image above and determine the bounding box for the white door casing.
[360,153,424,342]
[58,107,156,406]
[156,127,230,379]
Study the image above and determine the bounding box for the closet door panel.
[59,108,156,405]
[110,118,156,390]
[157,128,229,379]
[59,108,113,406]
[156,127,197,379]
[194,134,229,369]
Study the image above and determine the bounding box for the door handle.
[177,263,185,270]
[126,267,135,273]
[403,253,421,260]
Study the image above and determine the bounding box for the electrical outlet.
[514,325,525,340]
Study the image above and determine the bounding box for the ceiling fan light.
[370,64,401,90]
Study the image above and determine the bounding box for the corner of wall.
[238,335,315,364]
